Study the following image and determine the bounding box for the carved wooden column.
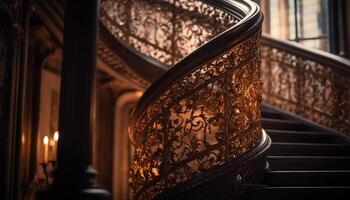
[46,0,110,199]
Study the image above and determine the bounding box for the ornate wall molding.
[97,41,150,89]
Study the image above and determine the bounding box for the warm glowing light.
[152,168,159,176]
[136,91,143,97]
[54,131,59,141]
[21,134,25,144]
[43,136,49,145]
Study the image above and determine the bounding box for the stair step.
[261,106,278,113]
[266,130,331,143]
[264,170,350,186]
[244,186,350,200]
[268,156,350,170]
[262,118,314,131]
[245,106,350,199]
[262,110,286,119]
[268,143,350,156]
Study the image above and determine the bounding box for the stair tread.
[268,131,350,145]
[268,142,350,156]
[249,186,350,189]
[267,156,350,170]
[245,186,350,197]
[266,129,327,135]
[243,106,350,199]
[268,170,350,173]
[262,118,300,124]
[271,142,350,147]
[244,186,350,200]
[265,170,350,186]
[262,110,285,119]
[268,155,350,159]
[262,118,315,131]
[267,130,334,143]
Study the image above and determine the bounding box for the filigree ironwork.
[156,145,268,200]
[100,0,239,65]
[261,41,350,136]
[101,0,264,199]
[129,32,262,200]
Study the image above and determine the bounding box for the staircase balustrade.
[261,35,350,136]
[101,0,270,199]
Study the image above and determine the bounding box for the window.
[261,0,330,51]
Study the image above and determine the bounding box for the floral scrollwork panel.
[129,32,262,200]
[101,0,239,65]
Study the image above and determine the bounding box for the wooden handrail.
[130,0,262,130]
[100,1,266,199]
[261,34,350,73]
[261,34,350,136]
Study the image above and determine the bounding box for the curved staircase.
[242,105,350,199]
[98,0,350,199]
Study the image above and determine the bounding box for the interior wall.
[113,91,141,200]
[20,17,61,200]
[94,85,116,191]
[347,0,350,58]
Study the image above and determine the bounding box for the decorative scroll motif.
[161,150,267,200]
[129,32,262,200]
[100,0,239,65]
[261,44,350,135]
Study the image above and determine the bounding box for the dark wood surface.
[48,0,110,199]
[261,34,350,73]
[0,2,28,200]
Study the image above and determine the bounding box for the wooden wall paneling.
[94,86,116,191]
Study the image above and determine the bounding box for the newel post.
[44,0,110,199]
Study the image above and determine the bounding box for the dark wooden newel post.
[46,0,110,199]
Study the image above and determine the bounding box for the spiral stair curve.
[100,0,350,200]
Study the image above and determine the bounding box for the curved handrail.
[101,0,265,199]
[130,0,262,138]
[99,23,168,84]
[261,34,350,73]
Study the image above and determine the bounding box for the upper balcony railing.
[101,0,239,65]
[261,34,350,136]
[101,0,269,200]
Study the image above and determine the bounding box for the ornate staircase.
[4,0,350,199]
[97,0,350,199]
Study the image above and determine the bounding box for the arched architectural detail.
[113,90,143,200]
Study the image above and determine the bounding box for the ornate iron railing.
[129,32,265,200]
[261,35,350,136]
[100,0,238,65]
[101,0,270,199]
